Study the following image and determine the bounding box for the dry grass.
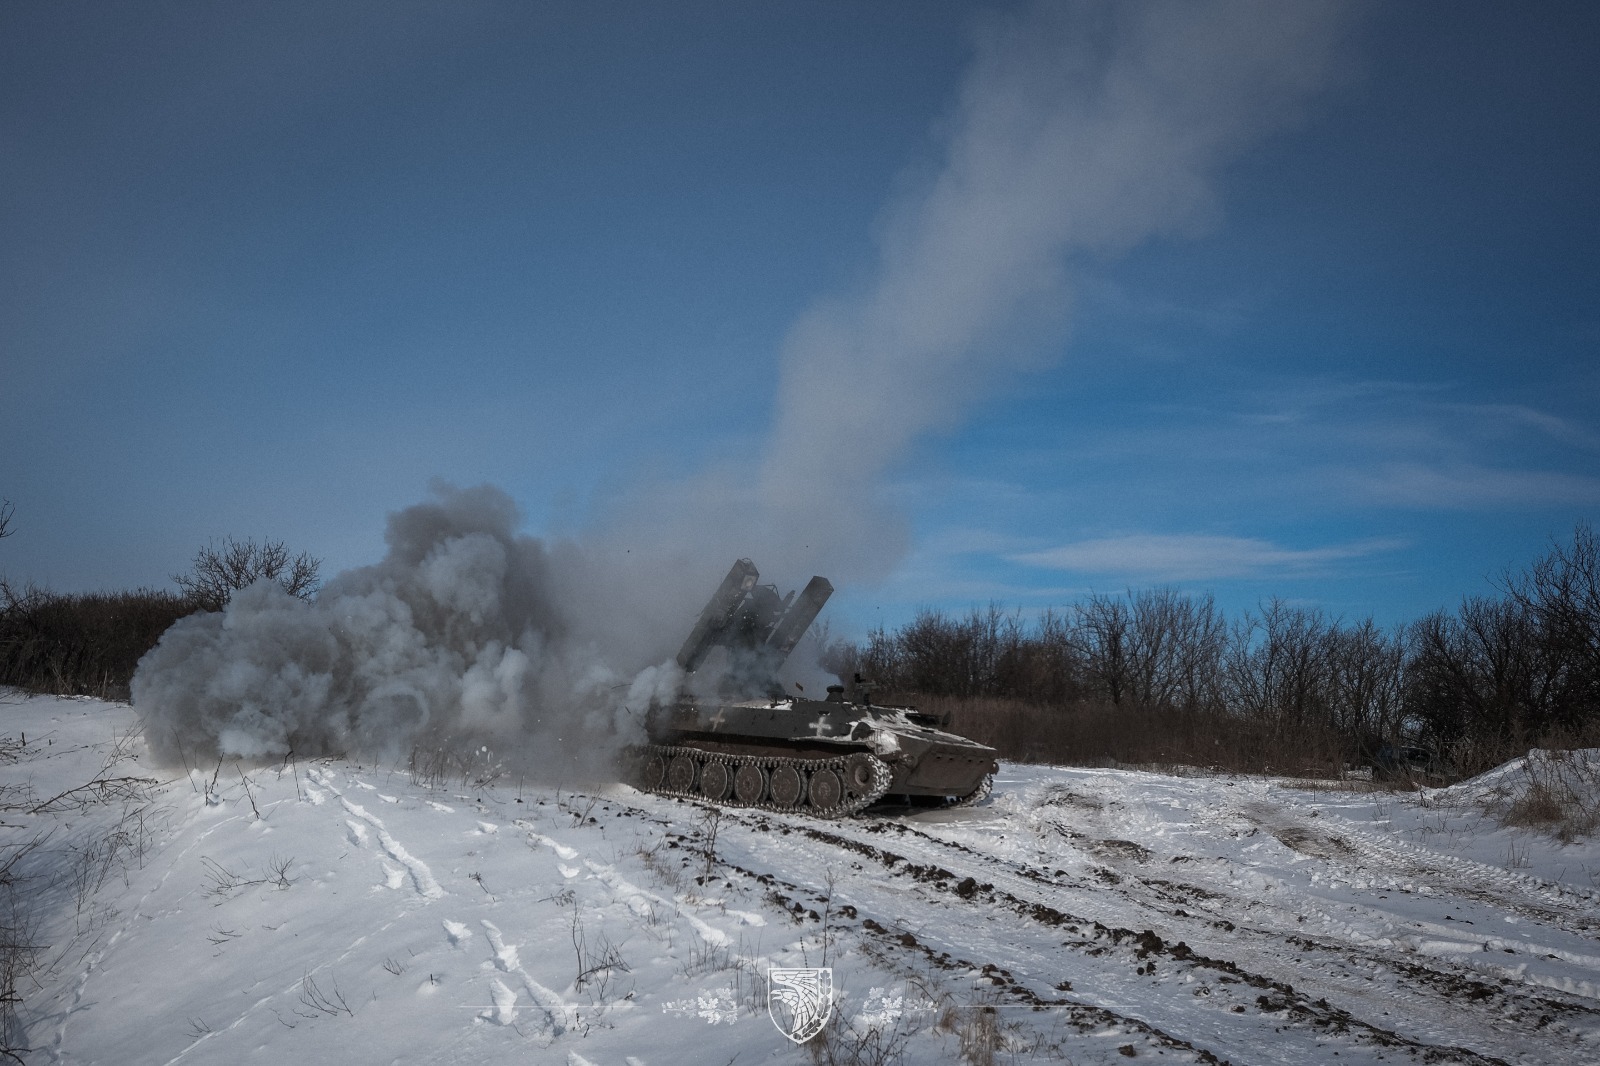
[909,694,1354,779]
[1497,749,1600,841]
[0,583,193,700]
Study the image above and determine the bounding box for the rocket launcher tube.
[676,558,760,671]
[764,576,833,665]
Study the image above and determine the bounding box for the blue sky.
[3,0,1597,637]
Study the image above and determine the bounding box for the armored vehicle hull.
[632,558,998,818]
[637,696,998,817]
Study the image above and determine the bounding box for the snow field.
[5,694,1600,1064]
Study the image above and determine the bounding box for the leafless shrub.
[555,789,600,827]
[201,854,296,903]
[677,933,733,978]
[569,908,630,999]
[206,925,241,947]
[636,841,685,904]
[24,775,158,816]
[936,1001,1001,1066]
[697,806,722,879]
[295,973,354,1018]
[406,742,504,792]
[0,832,48,1063]
[174,536,320,612]
[65,806,154,930]
[807,1000,923,1066]
[818,867,838,967]
[0,718,164,1058]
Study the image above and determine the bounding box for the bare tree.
[1224,599,1331,731]
[1076,594,1132,706]
[175,537,321,612]
[1504,524,1600,733]
[1325,617,1409,760]
[0,500,13,541]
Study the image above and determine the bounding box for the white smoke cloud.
[132,1,1356,771]
[754,0,1353,577]
[134,484,682,776]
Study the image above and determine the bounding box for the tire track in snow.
[691,800,1521,1066]
[1028,804,1600,1023]
[900,806,1589,1056]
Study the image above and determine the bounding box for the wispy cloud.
[1342,463,1600,509]
[1436,403,1600,452]
[1012,533,1405,582]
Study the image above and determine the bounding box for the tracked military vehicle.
[635,559,998,818]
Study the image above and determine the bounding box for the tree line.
[4,506,1597,782]
[824,526,1599,780]
[0,530,319,700]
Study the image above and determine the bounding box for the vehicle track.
[615,785,1598,1065]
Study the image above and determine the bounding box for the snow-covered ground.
[5,693,1600,1065]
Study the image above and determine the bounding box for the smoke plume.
[133,2,1354,772]
[756,0,1353,578]
[134,485,683,776]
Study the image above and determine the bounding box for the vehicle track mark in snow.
[379,861,405,890]
[444,919,473,946]
[427,800,455,812]
[479,919,566,1045]
[345,819,368,847]
[716,805,1530,1066]
[583,859,731,946]
[516,821,578,860]
[335,795,444,899]
[338,796,383,828]
[482,977,518,1025]
[370,824,444,898]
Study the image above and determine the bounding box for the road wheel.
[733,763,766,804]
[700,760,731,801]
[667,754,697,792]
[644,752,667,789]
[808,768,843,810]
[770,765,804,807]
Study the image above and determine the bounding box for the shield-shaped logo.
[768,967,833,1043]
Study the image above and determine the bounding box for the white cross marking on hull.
[708,708,728,731]
[809,717,833,738]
